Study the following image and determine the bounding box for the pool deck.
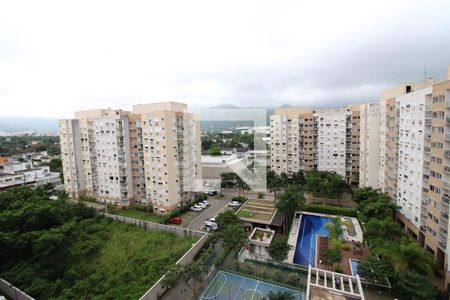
[288,212,370,276]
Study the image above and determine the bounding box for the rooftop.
[236,199,278,224]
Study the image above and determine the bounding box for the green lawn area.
[108,206,163,223]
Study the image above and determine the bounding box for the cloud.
[0,0,449,117]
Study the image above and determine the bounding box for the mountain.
[211,103,240,108]
[0,117,59,134]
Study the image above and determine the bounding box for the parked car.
[228,201,241,208]
[197,202,207,209]
[190,205,202,211]
[169,216,182,225]
[204,221,218,232]
[201,200,210,206]
[209,216,216,223]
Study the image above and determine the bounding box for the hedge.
[303,204,357,217]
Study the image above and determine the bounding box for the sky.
[0,0,450,118]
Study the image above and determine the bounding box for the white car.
[209,216,216,223]
[201,200,210,206]
[190,205,202,211]
[228,201,241,208]
[197,202,207,209]
[204,221,218,231]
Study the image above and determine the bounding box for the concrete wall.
[0,279,35,300]
[101,213,205,239]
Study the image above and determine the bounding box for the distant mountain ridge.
[0,117,59,134]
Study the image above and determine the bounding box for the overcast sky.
[1,0,449,118]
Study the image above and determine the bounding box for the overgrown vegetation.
[0,135,60,155]
[0,186,196,299]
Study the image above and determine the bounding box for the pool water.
[293,214,331,267]
[350,259,363,278]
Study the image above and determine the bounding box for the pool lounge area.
[287,211,369,276]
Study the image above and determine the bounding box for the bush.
[342,243,352,251]
[303,204,357,217]
[258,192,265,199]
[334,266,343,273]
[135,204,153,212]
[232,196,248,203]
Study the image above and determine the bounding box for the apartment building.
[270,105,360,183]
[358,65,450,289]
[359,103,380,188]
[59,102,202,214]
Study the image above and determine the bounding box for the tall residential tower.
[59,102,202,214]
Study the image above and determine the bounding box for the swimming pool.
[293,213,331,267]
[350,259,363,278]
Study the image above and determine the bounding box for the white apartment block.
[270,106,360,183]
[396,87,432,228]
[59,102,202,214]
[316,109,351,178]
[359,103,380,188]
[358,65,450,289]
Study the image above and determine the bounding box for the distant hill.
[0,117,58,134]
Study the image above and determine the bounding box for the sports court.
[200,270,304,300]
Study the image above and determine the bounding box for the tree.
[358,256,393,283]
[376,237,437,276]
[322,247,342,271]
[161,262,203,297]
[267,236,292,262]
[267,170,281,198]
[353,186,379,204]
[393,271,442,300]
[276,185,305,231]
[215,210,240,229]
[359,196,399,222]
[208,145,222,155]
[304,170,350,199]
[265,291,295,300]
[219,223,247,251]
[326,217,343,240]
[364,217,402,246]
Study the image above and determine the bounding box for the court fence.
[222,257,308,291]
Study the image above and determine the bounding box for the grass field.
[108,206,163,223]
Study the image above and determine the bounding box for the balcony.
[445,150,450,159]
[445,134,450,141]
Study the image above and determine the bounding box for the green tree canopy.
[267,236,292,262]
[207,145,222,155]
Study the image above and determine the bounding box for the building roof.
[236,199,279,225]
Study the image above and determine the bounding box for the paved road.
[186,197,231,230]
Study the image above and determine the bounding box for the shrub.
[232,195,248,203]
[258,192,265,199]
[303,204,357,217]
[335,266,343,273]
[342,243,352,251]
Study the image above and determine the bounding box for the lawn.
[108,206,163,223]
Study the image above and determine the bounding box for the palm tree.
[276,185,305,232]
[364,217,402,245]
[267,170,281,198]
[376,237,437,276]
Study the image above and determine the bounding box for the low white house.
[239,227,275,261]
